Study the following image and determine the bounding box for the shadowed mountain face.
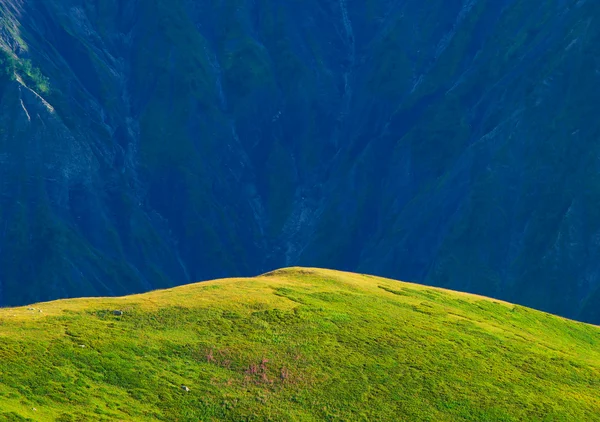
[0,0,599,323]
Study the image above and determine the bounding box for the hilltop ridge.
[0,268,599,421]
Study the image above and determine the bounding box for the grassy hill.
[0,268,599,421]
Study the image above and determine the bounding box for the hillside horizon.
[1,267,599,421]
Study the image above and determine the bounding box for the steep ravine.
[1,0,600,324]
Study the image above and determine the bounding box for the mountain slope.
[2,0,600,323]
[0,268,599,421]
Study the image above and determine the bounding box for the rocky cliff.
[0,0,599,323]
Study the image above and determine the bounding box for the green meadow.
[0,268,598,421]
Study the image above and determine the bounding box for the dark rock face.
[0,0,599,323]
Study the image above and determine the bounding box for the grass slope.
[0,268,599,421]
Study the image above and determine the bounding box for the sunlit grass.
[0,267,599,421]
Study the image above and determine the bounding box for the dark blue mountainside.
[1,0,600,323]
